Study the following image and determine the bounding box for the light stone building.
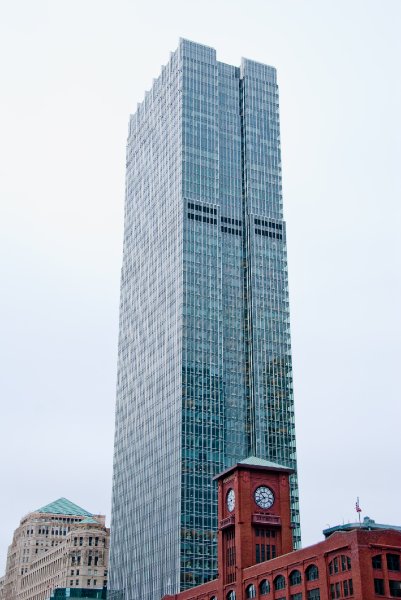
[0,575,5,600]
[2,498,109,600]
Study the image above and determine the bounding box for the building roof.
[36,498,93,517]
[79,516,99,524]
[213,456,294,480]
[238,456,294,471]
[323,516,401,538]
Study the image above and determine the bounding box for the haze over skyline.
[1,0,400,574]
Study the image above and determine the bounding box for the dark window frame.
[305,564,319,582]
[274,574,286,590]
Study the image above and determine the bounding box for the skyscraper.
[110,39,300,600]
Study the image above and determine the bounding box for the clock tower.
[214,456,294,597]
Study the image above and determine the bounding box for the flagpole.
[355,497,362,525]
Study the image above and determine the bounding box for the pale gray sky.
[1,0,400,573]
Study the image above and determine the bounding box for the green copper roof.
[37,498,93,517]
[214,456,294,480]
[238,456,293,471]
[323,516,401,538]
[79,516,99,524]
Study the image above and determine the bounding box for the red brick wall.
[163,464,401,600]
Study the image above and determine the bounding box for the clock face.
[226,489,235,512]
[254,486,275,509]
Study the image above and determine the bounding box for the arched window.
[329,554,351,574]
[305,564,319,581]
[226,591,236,600]
[341,554,352,571]
[372,554,382,569]
[329,557,338,575]
[274,575,286,590]
[210,597,218,600]
[245,584,256,598]
[289,569,302,585]
[259,579,270,595]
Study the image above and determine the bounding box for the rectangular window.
[221,225,241,235]
[389,580,401,597]
[76,580,79,585]
[87,579,91,586]
[388,554,401,571]
[188,212,217,225]
[221,216,242,226]
[291,594,302,600]
[307,590,320,600]
[374,579,384,595]
[187,202,217,215]
[372,555,382,569]
[343,580,349,596]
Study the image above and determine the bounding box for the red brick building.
[163,457,401,600]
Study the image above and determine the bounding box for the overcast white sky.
[1,0,400,573]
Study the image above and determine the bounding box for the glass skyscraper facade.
[110,39,300,600]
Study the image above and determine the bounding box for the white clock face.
[226,489,235,512]
[254,486,275,509]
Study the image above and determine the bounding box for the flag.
[355,498,362,513]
